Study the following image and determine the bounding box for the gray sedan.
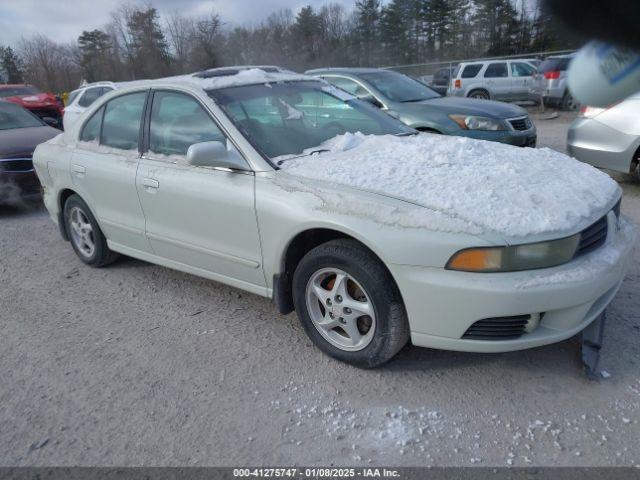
[567,93,640,180]
[307,68,537,147]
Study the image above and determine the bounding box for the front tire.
[63,194,118,267]
[468,89,490,100]
[292,239,409,368]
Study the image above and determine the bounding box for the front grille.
[509,117,532,131]
[575,215,608,258]
[0,158,33,172]
[462,314,530,340]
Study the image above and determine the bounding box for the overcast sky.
[0,0,362,47]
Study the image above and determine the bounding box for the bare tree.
[166,12,195,73]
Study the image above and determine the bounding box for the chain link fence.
[381,49,576,81]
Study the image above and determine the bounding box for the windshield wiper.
[395,131,418,137]
[401,98,429,103]
[277,149,330,166]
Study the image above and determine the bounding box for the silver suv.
[530,54,578,110]
[449,60,538,103]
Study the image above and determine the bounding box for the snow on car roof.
[281,132,621,238]
[114,67,314,92]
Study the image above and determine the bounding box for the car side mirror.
[186,141,249,172]
[359,94,383,109]
[42,116,60,128]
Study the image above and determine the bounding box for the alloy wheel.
[305,267,376,351]
[69,206,96,258]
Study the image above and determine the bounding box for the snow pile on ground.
[281,132,621,238]
[515,216,637,288]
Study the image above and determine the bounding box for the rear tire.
[562,91,579,111]
[468,89,490,100]
[292,239,409,368]
[63,194,119,267]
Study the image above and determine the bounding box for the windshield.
[208,81,414,160]
[358,71,440,102]
[0,102,44,130]
[0,86,41,98]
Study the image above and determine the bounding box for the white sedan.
[33,67,635,367]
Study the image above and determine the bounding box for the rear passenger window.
[67,89,81,106]
[461,65,482,78]
[149,91,226,156]
[511,62,535,77]
[484,63,508,78]
[79,106,103,142]
[100,92,147,150]
[78,88,102,107]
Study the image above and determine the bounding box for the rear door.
[510,62,536,101]
[135,89,265,288]
[70,90,151,252]
[483,62,510,100]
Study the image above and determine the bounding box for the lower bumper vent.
[462,314,531,340]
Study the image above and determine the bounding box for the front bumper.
[456,127,537,147]
[389,213,636,353]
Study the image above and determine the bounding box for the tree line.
[0,0,577,93]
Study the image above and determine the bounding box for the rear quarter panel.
[33,135,73,221]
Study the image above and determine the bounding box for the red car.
[0,84,64,129]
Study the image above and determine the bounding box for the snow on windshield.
[281,132,621,238]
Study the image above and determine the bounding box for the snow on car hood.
[280,132,621,238]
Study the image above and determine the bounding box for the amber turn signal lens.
[447,248,500,272]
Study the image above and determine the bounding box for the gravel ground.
[1,114,639,467]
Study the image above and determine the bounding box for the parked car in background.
[33,67,632,367]
[428,66,456,95]
[448,60,538,103]
[63,82,116,130]
[307,68,536,147]
[531,54,578,110]
[0,101,59,203]
[567,92,640,180]
[0,84,64,129]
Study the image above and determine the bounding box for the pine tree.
[1,46,24,84]
[354,0,381,66]
[78,30,112,82]
[127,7,171,77]
[293,6,321,64]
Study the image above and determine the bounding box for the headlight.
[448,114,505,131]
[446,235,581,272]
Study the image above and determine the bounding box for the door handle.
[142,177,159,189]
[71,164,86,175]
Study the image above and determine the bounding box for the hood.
[5,92,60,109]
[0,126,60,158]
[405,96,527,119]
[280,133,621,240]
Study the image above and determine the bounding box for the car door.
[70,90,151,253]
[135,89,265,288]
[482,62,511,100]
[510,62,536,101]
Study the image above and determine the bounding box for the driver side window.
[149,91,226,157]
[326,77,369,97]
